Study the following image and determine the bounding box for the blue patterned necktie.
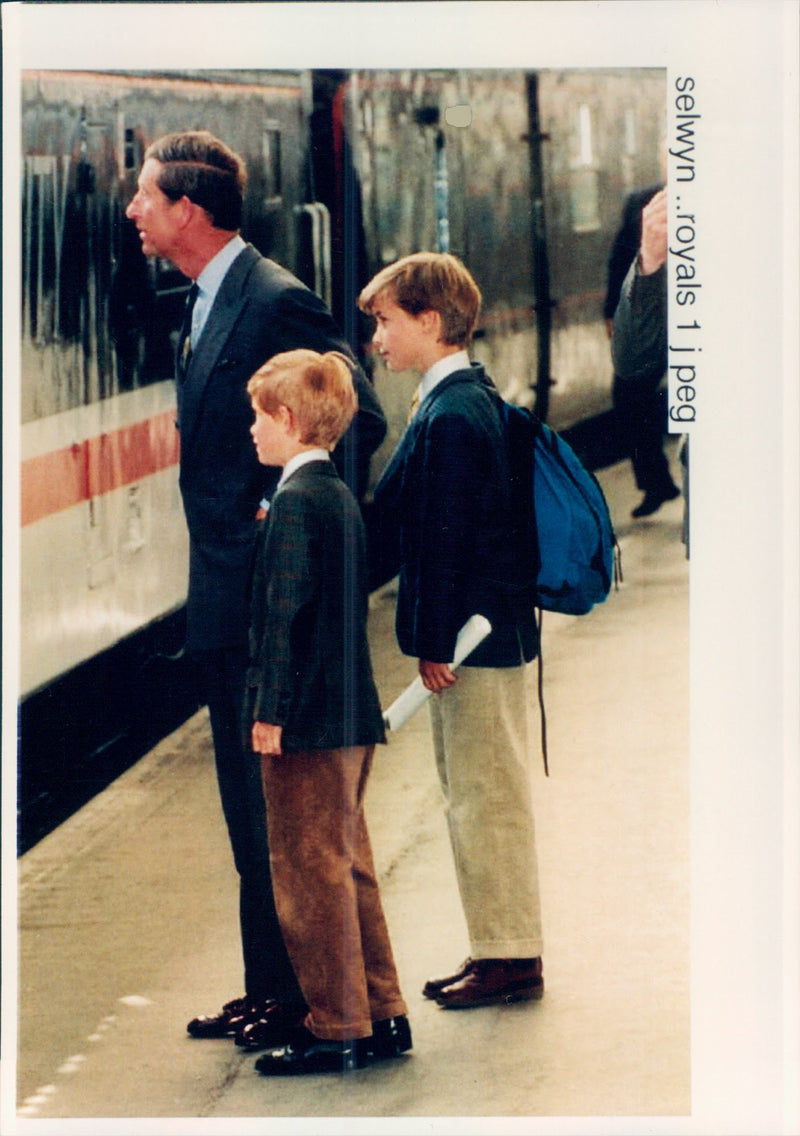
[179,283,199,377]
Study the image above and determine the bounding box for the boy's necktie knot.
[407,384,422,423]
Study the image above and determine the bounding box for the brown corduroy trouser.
[261,745,407,1040]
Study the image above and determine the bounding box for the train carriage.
[336,68,665,443]
[16,66,665,851]
[18,69,315,848]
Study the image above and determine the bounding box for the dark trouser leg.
[193,647,303,1007]
[613,375,677,494]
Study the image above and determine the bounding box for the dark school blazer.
[245,460,386,752]
[367,363,538,670]
[175,243,386,652]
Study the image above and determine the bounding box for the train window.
[262,125,282,201]
[124,127,141,171]
[577,104,594,166]
[569,104,601,233]
[23,155,64,345]
[569,168,601,233]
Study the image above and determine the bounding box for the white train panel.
[20,381,186,694]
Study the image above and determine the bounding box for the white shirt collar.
[192,234,247,342]
[419,349,471,402]
[276,448,331,492]
[196,233,246,296]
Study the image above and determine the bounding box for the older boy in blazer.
[359,253,545,1009]
[125,131,386,1043]
[244,349,409,1074]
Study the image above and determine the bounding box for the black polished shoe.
[187,996,270,1039]
[422,958,473,1000]
[369,1015,412,1060]
[631,484,680,518]
[235,1002,307,1051]
[254,1026,370,1075]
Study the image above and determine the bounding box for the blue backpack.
[501,401,620,776]
[501,400,619,615]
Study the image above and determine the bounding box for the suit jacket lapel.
[177,245,259,456]
[376,367,485,498]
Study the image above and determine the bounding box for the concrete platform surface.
[13,456,691,1132]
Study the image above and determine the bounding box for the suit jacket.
[175,243,386,652]
[245,460,386,751]
[367,363,538,669]
[612,259,667,385]
[603,184,663,321]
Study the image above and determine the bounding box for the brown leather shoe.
[422,958,474,1000]
[435,958,544,1009]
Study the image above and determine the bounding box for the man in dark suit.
[604,182,679,518]
[125,131,386,1045]
[613,187,688,555]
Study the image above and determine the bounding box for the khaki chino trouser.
[428,664,544,959]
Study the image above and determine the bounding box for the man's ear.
[176,195,200,231]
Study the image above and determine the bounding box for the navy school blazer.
[367,363,538,669]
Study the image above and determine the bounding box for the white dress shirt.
[415,349,471,413]
[276,449,331,494]
[191,233,247,346]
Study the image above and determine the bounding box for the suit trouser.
[193,648,303,1007]
[613,374,676,494]
[261,745,407,1040]
[428,664,544,959]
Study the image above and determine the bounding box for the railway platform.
[12,448,691,1130]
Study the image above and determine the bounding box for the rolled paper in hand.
[382,614,492,732]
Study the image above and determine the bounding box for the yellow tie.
[407,384,422,423]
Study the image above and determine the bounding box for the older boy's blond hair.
[357,252,482,347]
[247,350,356,451]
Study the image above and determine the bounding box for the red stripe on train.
[21,411,180,527]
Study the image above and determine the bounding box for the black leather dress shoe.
[422,958,473,999]
[631,484,680,518]
[436,957,544,1009]
[369,1015,412,1060]
[187,996,270,1039]
[235,1002,307,1050]
[254,1026,370,1075]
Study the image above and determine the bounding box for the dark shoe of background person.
[235,1001,308,1051]
[368,1014,412,1060]
[187,996,271,1039]
[631,484,680,518]
[254,1025,370,1075]
[435,957,544,1009]
[422,957,474,999]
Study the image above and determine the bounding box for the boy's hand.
[419,659,457,693]
[252,721,283,757]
